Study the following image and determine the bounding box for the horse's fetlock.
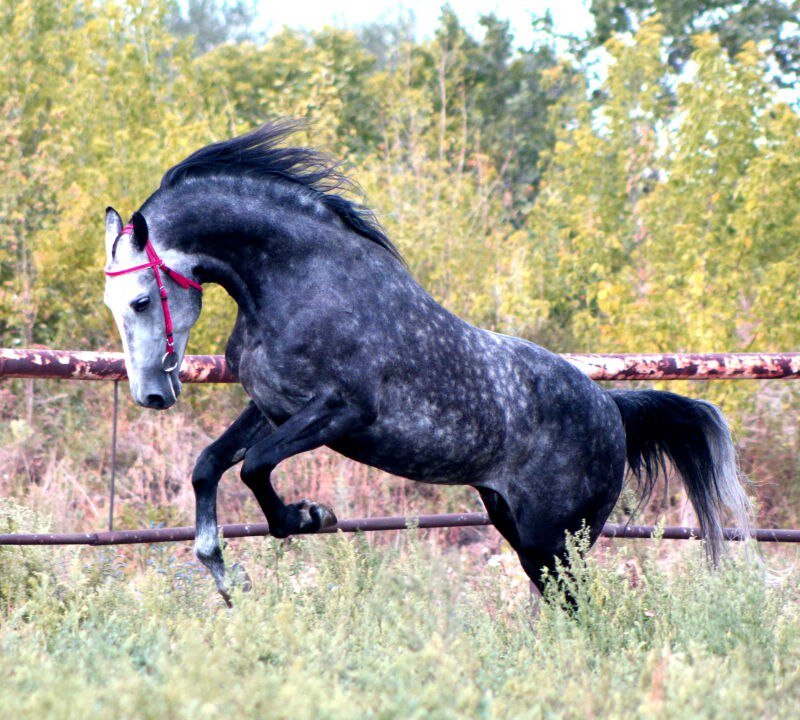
[194,536,221,564]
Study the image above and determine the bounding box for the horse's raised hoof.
[307,501,338,530]
[270,500,338,538]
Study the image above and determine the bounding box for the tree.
[590,0,800,81]
[167,0,258,54]
[520,18,798,362]
[192,27,379,154]
[0,0,229,351]
[420,7,564,211]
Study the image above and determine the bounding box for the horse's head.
[103,207,202,409]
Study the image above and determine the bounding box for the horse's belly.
[329,438,479,484]
[329,409,503,484]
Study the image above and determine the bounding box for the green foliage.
[4,0,797,363]
[0,532,797,718]
[525,19,800,370]
[0,0,574,354]
[590,0,800,79]
[0,499,56,610]
[167,0,259,55]
[0,0,797,358]
[0,0,227,348]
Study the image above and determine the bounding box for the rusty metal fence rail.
[3,349,800,382]
[2,348,799,546]
[1,514,799,546]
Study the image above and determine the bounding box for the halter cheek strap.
[105,224,203,372]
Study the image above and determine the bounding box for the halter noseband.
[105,224,203,372]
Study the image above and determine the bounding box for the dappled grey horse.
[104,121,752,605]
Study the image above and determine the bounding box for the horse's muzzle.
[137,370,181,410]
[143,392,173,410]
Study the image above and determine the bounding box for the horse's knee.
[239,453,274,491]
[192,447,222,487]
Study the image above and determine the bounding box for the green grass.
[0,500,798,719]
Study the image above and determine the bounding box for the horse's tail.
[608,389,752,563]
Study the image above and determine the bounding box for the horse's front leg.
[240,392,368,538]
[192,401,272,606]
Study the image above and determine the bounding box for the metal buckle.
[161,351,179,373]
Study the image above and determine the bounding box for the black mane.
[160,120,403,262]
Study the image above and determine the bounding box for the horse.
[103,120,752,606]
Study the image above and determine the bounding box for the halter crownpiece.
[105,223,203,372]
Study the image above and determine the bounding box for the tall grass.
[2,379,798,717]
[0,498,797,719]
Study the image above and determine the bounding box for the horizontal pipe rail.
[562,352,800,381]
[2,349,800,382]
[0,513,797,545]
[0,349,233,382]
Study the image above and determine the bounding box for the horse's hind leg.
[477,486,522,549]
[477,486,589,605]
[477,487,545,610]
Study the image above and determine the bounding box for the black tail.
[609,389,752,563]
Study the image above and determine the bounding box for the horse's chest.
[236,345,311,421]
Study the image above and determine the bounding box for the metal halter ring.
[161,351,179,373]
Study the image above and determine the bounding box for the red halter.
[105,224,203,372]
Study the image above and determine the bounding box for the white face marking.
[103,214,201,409]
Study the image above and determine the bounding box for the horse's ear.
[130,211,149,252]
[105,207,123,261]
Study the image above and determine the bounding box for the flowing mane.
[160,120,403,262]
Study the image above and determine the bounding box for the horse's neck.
[146,180,337,314]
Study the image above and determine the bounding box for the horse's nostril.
[146,393,166,409]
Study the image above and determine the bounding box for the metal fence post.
[109,380,119,532]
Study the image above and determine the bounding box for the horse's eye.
[131,295,151,313]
